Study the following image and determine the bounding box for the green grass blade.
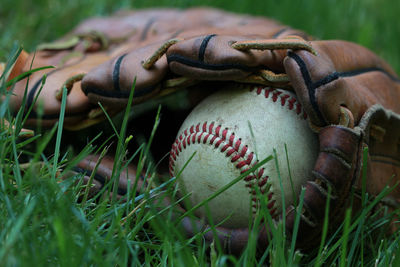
[314,185,332,267]
[177,155,273,223]
[52,86,67,179]
[111,78,136,202]
[0,198,36,262]
[6,66,53,87]
[288,187,305,266]
[339,208,352,267]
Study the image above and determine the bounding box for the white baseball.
[169,85,318,228]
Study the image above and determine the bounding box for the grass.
[1,0,400,266]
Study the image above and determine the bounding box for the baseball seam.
[169,86,307,220]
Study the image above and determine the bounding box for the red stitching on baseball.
[240,145,248,157]
[240,167,250,174]
[253,86,308,119]
[272,90,281,102]
[215,125,221,136]
[170,123,276,218]
[227,148,236,157]
[257,168,265,178]
[169,87,307,220]
[221,143,230,152]
[209,122,214,133]
[210,135,217,145]
[197,132,203,143]
[288,98,296,110]
[178,142,182,152]
[231,154,241,162]
[234,138,241,151]
[245,175,256,182]
[203,133,210,143]
[222,128,228,140]
[215,139,223,148]
[267,201,276,210]
[236,160,247,169]
[182,138,187,148]
[264,88,271,98]
[229,133,235,145]
[296,103,302,115]
[258,176,268,187]
[280,94,290,106]
[268,192,273,200]
[246,152,254,165]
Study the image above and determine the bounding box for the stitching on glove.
[312,171,335,191]
[167,53,260,71]
[314,67,400,88]
[112,53,128,91]
[370,155,400,167]
[287,51,325,125]
[198,34,216,62]
[83,83,160,99]
[56,73,85,101]
[370,124,386,142]
[299,206,316,227]
[140,17,156,41]
[312,176,338,199]
[321,148,352,168]
[142,38,182,69]
[288,51,400,126]
[232,39,316,55]
[27,77,45,107]
[72,166,128,195]
[24,110,88,120]
[272,28,291,38]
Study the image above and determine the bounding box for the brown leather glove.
[66,154,144,200]
[5,7,400,253]
[78,8,400,252]
[3,8,295,130]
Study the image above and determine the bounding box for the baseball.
[169,85,318,228]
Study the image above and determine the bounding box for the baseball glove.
[4,7,400,254]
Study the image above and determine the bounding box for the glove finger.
[72,154,144,198]
[81,42,169,107]
[284,40,400,127]
[7,49,110,128]
[355,106,400,209]
[286,125,364,248]
[80,7,311,108]
[166,34,287,81]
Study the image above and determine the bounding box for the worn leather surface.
[7,49,110,127]
[4,7,290,129]
[71,154,143,199]
[284,41,400,126]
